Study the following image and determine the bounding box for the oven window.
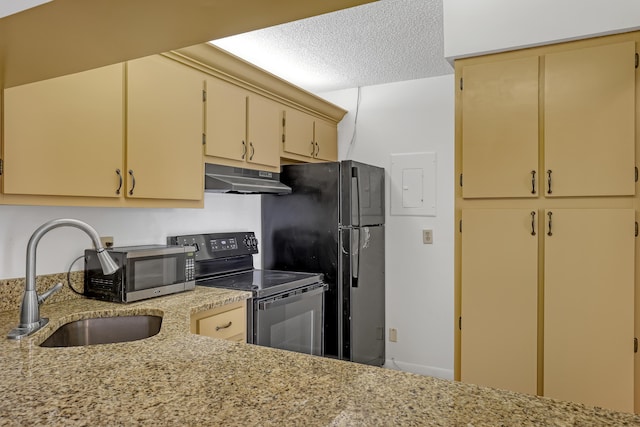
[254,286,324,356]
[131,257,179,290]
[270,310,315,354]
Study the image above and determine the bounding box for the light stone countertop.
[1,286,639,426]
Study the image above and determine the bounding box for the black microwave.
[84,245,196,303]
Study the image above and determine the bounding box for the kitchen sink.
[40,315,162,348]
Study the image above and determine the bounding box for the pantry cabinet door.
[460,209,538,395]
[127,55,204,200]
[3,64,124,197]
[461,56,539,198]
[544,42,635,197]
[544,209,634,413]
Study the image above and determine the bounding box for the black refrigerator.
[262,161,385,366]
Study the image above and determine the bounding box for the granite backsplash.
[0,271,84,312]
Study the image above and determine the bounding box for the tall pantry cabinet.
[454,31,640,414]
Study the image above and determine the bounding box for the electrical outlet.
[422,229,433,244]
[100,236,114,248]
[389,328,398,342]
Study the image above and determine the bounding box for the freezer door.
[341,161,385,227]
[340,225,385,366]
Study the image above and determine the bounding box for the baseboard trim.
[383,359,454,380]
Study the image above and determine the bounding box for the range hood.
[205,164,291,194]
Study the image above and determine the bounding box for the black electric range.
[167,231,323,298]
[167,231,326,356]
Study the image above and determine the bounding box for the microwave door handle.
[351,228,360,287]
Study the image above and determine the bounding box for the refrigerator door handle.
[352,167,361,227]
[351,228,360,287]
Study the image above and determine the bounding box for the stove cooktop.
[196,269,322,298]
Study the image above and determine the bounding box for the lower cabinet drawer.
[191,300,247,343]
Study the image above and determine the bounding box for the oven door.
[253,283,326,356]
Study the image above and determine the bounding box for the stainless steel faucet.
[7,219,119,340]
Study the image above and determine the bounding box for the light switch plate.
[389,328,398,342]
[422,229,433,244]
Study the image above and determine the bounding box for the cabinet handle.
[547,211,553,236]
[310,141,315,156]
[241,141,246,159]
[530,211,536,236]
[547,170,553,194]
[215,321,232,331]
[531,170,536,194]
[128,169,136,196]
[249,142,255,160]
[315,142,320,157]
[115,169,123,195]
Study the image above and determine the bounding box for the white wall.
[0,193,261,280]
[443,0,640,60]
[0,0,51,18]
[320,74,455,379]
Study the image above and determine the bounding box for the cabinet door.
[544,42,635,197]
[127,55,203,200]
[460,209,538,394]
[205,78,247,162]
[247,94,280,168]
[283,108,315,158]
[314,118,338,161]
[3,64,124,197]
[461,56,539,198]
[544,209,634,413]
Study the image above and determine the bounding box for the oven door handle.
[257,284,326,311]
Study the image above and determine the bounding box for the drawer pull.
[216,321,232,331]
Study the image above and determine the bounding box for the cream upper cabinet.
[205,78,280,171]
[314,118,338,161]
[3,55,204,203]
[247,93,281,168]
[282,108,338,162]
[544,42,636,197]
[544,208,635,413]
[460,209,538,395]
[282,108,315,159]
[3,64,124,197]
[205,77,247,162]
[126,55,204,201]
[461,56,539,198]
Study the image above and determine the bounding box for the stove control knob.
[245,236,258,250]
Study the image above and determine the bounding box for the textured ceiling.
[211,0,453,94]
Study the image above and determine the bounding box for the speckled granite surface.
[1,287,639,426]
[0,271,85,312]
